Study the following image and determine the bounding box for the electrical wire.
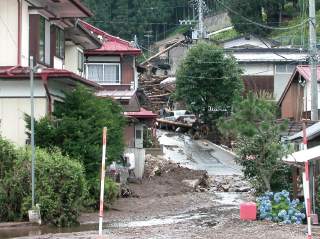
[216,0,310,30]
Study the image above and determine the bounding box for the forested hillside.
[81,0,320,48]
[81,0,218,46]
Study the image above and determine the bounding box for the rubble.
[139,74,173,111]
[142,154,253,198]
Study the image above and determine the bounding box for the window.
[39,17,45,63]
[136,130,142,139]
[29,15,51,65]
[85,63,121,84]
[53,100,64,113]
[38,16,50,64]
[55,27,65,58]
[78,51,84,73]
[276,64,296,73]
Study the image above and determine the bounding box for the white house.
[0,0,103,146]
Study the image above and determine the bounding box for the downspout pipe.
[6,64,20,76]
[17,0,21,65]
[40,72,52,115]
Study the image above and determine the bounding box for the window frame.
[38,16,45,64]
[85,63,121,85]
[55,27,65,58]
[78,50,84,73]
[275,64,296,74]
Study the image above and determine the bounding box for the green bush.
[0,137,90,226]
[86,177,118,211]
[143,128,160,148]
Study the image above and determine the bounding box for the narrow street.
[158,129,242,175]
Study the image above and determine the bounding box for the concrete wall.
[168,46,190,75]
[145,144,164,156]
[202,12,231,32]
[124,147,145,179]
[135,123,143,148]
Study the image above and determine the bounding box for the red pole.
[154,120,157,148]
[302,123,312,239]
[98,127,107,239]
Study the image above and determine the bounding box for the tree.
[226,0,293,36]
[217,91,292,192]
[173,42,244,123]
[226,0,267,36]
[24,84,127,180]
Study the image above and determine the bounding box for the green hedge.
[0,137,88,226]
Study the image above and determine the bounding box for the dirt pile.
[125,154,210,198]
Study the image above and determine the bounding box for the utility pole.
[144,31,153,58]
[198,0,203,41]
[309,0,318,121]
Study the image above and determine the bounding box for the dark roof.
[275,120,319,136]
[288,122,320,141]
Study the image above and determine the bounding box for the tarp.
[282,145,320,162]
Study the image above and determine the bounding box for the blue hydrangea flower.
[260,213,267,219]
[291,216,297,221]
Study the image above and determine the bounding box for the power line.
[216,0,309,30]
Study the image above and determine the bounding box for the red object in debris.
[240,203,257,220]
[110,170,116,173]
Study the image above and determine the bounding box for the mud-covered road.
[3,130,319,239]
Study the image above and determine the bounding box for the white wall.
[54,56,64,69]
[303,82,320,112]
[0,0,18,66]
[0,0,30,67]
[274,73,294,101]
[238,63,274,75]
[0,79,46,97]
[0,98,47,147]
[65,45,83,75]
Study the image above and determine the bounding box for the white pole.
[199,0,203,41]
[99,127,107,239]
[30,56,35,207]
[309,0,318,121]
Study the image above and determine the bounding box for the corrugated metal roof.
[80,20,142,55]
[125,108,158,118]
[278,65,320,105]
[295,65,320,82]
[288,121,320,141]
[98,89,136,100]
[232,51,308,62]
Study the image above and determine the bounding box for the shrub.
[256,190,305,224]
[143,128,160,148]
[0,137,90,226]
[86,177,118,211]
